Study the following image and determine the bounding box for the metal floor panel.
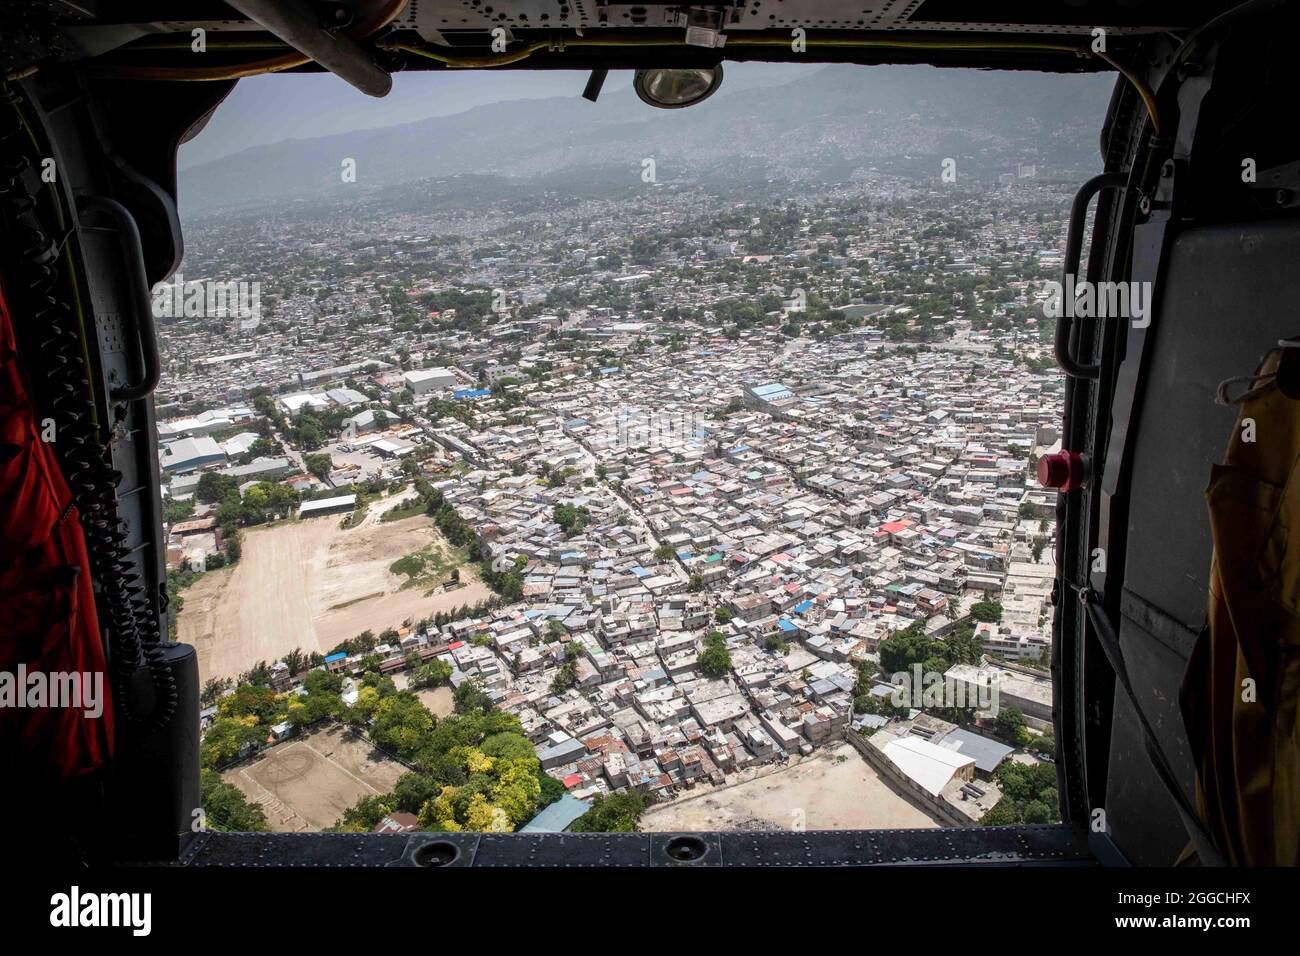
[176,825,1095,867]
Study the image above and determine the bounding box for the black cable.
[0,86,177,731]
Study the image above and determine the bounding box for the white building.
[882,735,976,796]
[403,368,458,395]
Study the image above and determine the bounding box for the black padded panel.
[1124,220,1300,631]
[1107,217,1300,863]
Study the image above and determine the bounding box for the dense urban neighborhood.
[171,169,1067,835]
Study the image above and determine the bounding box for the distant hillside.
[180,64,1113,213]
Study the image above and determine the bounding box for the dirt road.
[641,743,942,831]
[180,512,491,683]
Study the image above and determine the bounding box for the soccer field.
[222,724,407,832]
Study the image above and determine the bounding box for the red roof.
[880,520,913,533]
[447,640,465,650]
[563,773,583,788]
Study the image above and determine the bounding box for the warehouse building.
[403,368,458,395]
[220,456,293,482]
[343,408,399,434]
[298,494,356,519]
[744,381,795,413]
[881,734,977,796]
[160,436,227,474]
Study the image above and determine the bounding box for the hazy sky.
[181,62,823,169]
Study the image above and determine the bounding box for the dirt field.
[641,743,942,831]
[415,686,455,718]
[391,672,456,718]
[221,723,407,832]
[180,509,491,683]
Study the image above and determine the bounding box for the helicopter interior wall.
[1103,218,1300,864]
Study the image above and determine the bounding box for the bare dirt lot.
[221,723,407,832]
[392,675,455,718]
[180,508,491,683]
[641,742,943,831]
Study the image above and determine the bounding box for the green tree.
[570,791,647,832]
[411,659,453,689]
[163,497,195,523]
[993,707,1032,746]
[553,503,590,536]
[981,761,1060,825]
[369,693,436,762]
[196,471,239,504]
[200,769,269,831]
[879,621,945,676]
[332,793,395,832]
[200,715,265,768]
[453,678,495,715]
[944,623,984,666]
[303,452,333,481]
[697,631,732,678]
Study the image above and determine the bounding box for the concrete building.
[160,436,227,473]
[298,494,356,519]
[403,368,458,395]
[881,734,977,796]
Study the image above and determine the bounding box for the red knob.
[1037,450,1085,492]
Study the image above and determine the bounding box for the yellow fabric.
[1183,348,1300,866]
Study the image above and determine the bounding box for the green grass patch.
[389,543,466,590]
[381,499,428,523]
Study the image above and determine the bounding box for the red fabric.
[0,278,113,779]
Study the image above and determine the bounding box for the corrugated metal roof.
[519,793,591,833]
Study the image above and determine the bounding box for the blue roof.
[631,565,650,577]
[520,793,591,833]
[676,549,693,559]
[792,599,813,614]
[453,387,491,399]
[778,618,798,632]
[324,653,347,663]
[752,382,791,397]
[600,366,620,374]
[939,728,1015,774]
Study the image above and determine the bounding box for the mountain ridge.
[179,65,1114,213]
